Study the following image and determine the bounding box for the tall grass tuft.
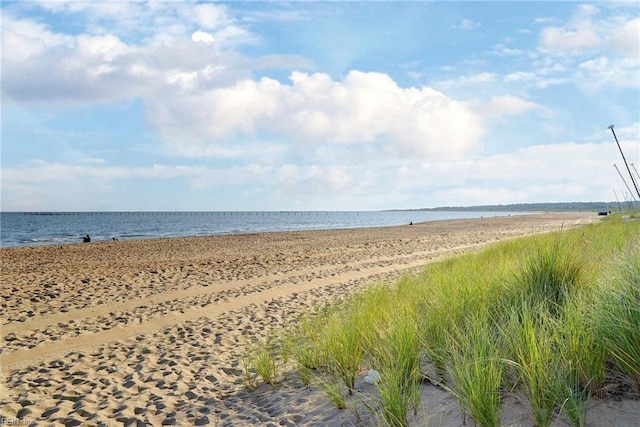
[291,314,329,373]
[595,244,640,391]
[318,374,348,409]
[556,294,607,393]
[372,307,422,427]
[514,236,585,317]
[507,306,563,427]
[447,314,504,427]
[323,310,367,395]
[250,344,279,385]
[241,355,257,390]
[420,256,490,376]
[558,365,590,427]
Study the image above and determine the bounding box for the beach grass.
[249,341,280,386]
[371,305,422,426]
[246,214,639,424]
[318,374,348,409]
[509,306,563,427]
[594,242,640,392]
[322,308,368,396]
[446,312,504,427]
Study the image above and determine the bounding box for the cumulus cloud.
[518,6,640,93]
[31,1,246,47]
[192,3,232,29]
[3,2,596,171]
[538,4,639,64]
[610,17,640,57]
[191,31,215,44]
[576,55,639,90]
[540,22,601,54]
[0,2,259,104]
[397,140,639,206]
[1,14,74,62]
[539,4,602,54]
[147,70,486,160]
[471,95,548,119]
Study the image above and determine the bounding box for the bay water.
[0,211,522,248]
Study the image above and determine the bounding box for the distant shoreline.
[388,201,623,212]
[0,200,626,215]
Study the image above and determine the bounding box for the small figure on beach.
[409,221,413,225]
[83,235,91,243]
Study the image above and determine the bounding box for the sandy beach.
[2,212,638,426]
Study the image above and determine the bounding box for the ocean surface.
[0,211,524,248]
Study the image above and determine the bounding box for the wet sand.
[2,212,637,426]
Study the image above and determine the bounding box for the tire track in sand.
[2,245,451,335]
[1,242,484,372]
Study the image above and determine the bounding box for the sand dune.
[2,213,637,426]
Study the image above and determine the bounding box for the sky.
[1,1,639,211]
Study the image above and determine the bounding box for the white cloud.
[76,33,131,60]
[1,14,74,63]
[191,31,215,44]
[1,2,311,109]
[539,5,602,54]
[504,71,536,82]
[524,7,640,92]
[1,161,206,183]
[4,137,638,211]
[147,70,486,160]
[577,55,639,89]
[540,24,601,54]
[433,183,594,206]
[434,73,499,92]
[538,5,639,65]
[1,10,267,104]
[397,140,639,206]
[192,3,231,29]
[30,1,245,47]
[493,44,524,57]
[0,161,216,211]
[276,164,354,195]
[456,19,481,31]
[610,17,640,57]
[612,122,640,138]
[472,95,547,119]
[35,0,138,18]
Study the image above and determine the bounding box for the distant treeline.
[404,202,628,212]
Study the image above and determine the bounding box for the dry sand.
[1,212,638,426]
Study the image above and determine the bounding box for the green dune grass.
[246,215,639,427]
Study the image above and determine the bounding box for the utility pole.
[608,125,640,200]
[612,187,622,212]
[631,163,640,184]
[613,164,637,202]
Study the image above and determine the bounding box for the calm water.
[0,211,522,248]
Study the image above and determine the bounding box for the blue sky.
[2,1,639,211]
